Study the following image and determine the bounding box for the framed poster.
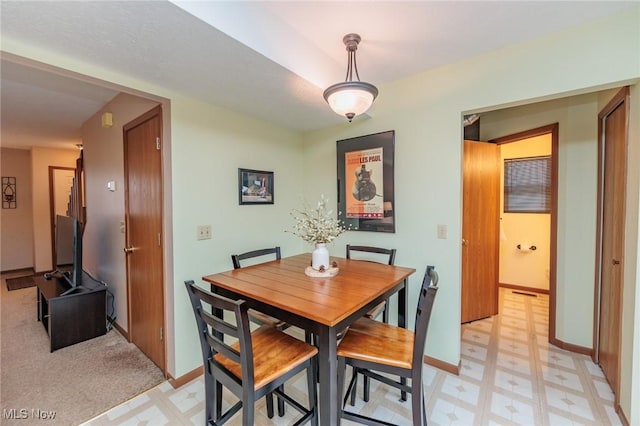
[238,168,274,205]
[337,130,395,233]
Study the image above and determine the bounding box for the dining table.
[202,253,415,425]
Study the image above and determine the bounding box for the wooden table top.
[202,253,415,327]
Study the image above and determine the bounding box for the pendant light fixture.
[323,33,378,122]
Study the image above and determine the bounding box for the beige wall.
[30,147,80,273]
[499,136,552,291]
[169,94,305,372]
[0,148,34,271]
[81,93,161,332]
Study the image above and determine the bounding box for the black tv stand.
[36,271,107,352]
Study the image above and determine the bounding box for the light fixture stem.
[345,51,352,81]
[352,51,360,81]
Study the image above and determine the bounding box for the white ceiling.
[1,1,636,150]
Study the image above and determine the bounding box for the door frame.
[489,123,560,346]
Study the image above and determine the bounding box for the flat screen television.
[54,214,83,293]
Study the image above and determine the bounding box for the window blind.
[504,156,551,213]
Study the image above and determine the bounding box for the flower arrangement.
[288,194,348,244]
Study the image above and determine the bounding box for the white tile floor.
[84,289,621,425]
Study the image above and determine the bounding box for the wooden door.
[124,106,165,371]
[461,140,500,323]
[596,87,628,398]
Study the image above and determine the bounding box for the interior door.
[596,87,628,399]
[124,105,165,371]
[461,140,500,323]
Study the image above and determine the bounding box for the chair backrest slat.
[200,308,238,337]
[232,247,281,269]
[205,332,241,364]
[346,244,396,265]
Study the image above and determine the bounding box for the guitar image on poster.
[352,164,376,201]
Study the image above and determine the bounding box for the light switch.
[437,224,447,239]
[107,181,117,192]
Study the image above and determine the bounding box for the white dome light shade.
[323,81,378,121]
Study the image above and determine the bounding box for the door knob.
[612,259,621,265]
[123,247,136,254]
[462,238,468,246]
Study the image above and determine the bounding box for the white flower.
[288,195,348,244]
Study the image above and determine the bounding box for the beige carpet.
[0,274,165,426]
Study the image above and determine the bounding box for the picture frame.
[336,130,395,233]
[238,168,274,205]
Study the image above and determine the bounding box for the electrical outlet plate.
[197,225,212,240]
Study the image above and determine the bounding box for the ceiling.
[1,1,636,150]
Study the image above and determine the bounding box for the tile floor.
[84,289,621,425]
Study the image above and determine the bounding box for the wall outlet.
[197,225,212,240]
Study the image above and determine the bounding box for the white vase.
[311,243,330,270]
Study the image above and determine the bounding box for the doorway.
[123,105,166,372]
[48,166,76,268]
[461,124,559,343]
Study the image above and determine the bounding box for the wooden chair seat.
[215,325,318,390]
[338,317,414,370]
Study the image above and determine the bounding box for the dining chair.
[231,247,287,330]
[345,244,397,404]
[184,280,318,426]
[345,244,397,323]
[336,265,438,426]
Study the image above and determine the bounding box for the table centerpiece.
[288,194,347,276]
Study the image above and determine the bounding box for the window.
[504,156,551,213]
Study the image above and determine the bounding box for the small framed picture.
[238,168,274,205]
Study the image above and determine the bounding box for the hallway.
[85,289,620,425]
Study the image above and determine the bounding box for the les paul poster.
[345,147,384,219]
